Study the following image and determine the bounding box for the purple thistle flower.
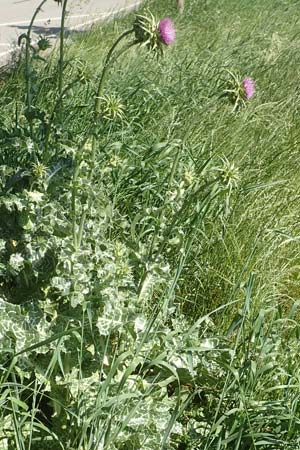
[242,77,255,100]
[158,18,176,45]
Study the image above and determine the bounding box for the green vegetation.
[1,0,300,448]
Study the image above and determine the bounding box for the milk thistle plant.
[0,7,184,447]
[74,11,176,250]
[94,12,175,117]
[224,70,256,111]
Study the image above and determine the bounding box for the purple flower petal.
[242,77,255,100]
[158,18,176,45]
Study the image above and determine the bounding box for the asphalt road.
[0,0,142,63]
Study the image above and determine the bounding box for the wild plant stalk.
[93,29,135,118]
[178,0,184,13]
[137,144,183,295]
[137,177,222,297]
[57,0,68,121]
[72,14,177,250]
[44,78,82,161]
[23,0,48,143]
[73,29,136,250]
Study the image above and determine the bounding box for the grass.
[1,0,300,448]
[60,0,300,318]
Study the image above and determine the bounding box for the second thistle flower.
[242,77,255,100]
[134,11,176,56]
[224,71,256,111]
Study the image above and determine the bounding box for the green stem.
[58,0,68,120]
[75,31,136,250]
[146,145,182,262]
[137,182,221,296]
[72,159,81,250]
[25,0,48,142]
[44,77,82,161]
[94,29,135,119]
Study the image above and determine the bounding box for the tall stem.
[72,159,80,250]
[146,145,182,262]
[58,0,68,120]
[25,0,48,141]
[44,78,81,161]
[94,29,135,119]
[75,31,135,250]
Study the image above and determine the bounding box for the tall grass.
[1,0,300,448]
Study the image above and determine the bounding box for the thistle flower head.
[99,94,125,121]
[158,18,176,45]
[133,11,175,56]
[242,77,255,99]
[224,70,256,111]
[217,157,240,192]
[31,161,48,179]
[37,36,51,51]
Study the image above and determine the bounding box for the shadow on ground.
[11,23,86,39]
